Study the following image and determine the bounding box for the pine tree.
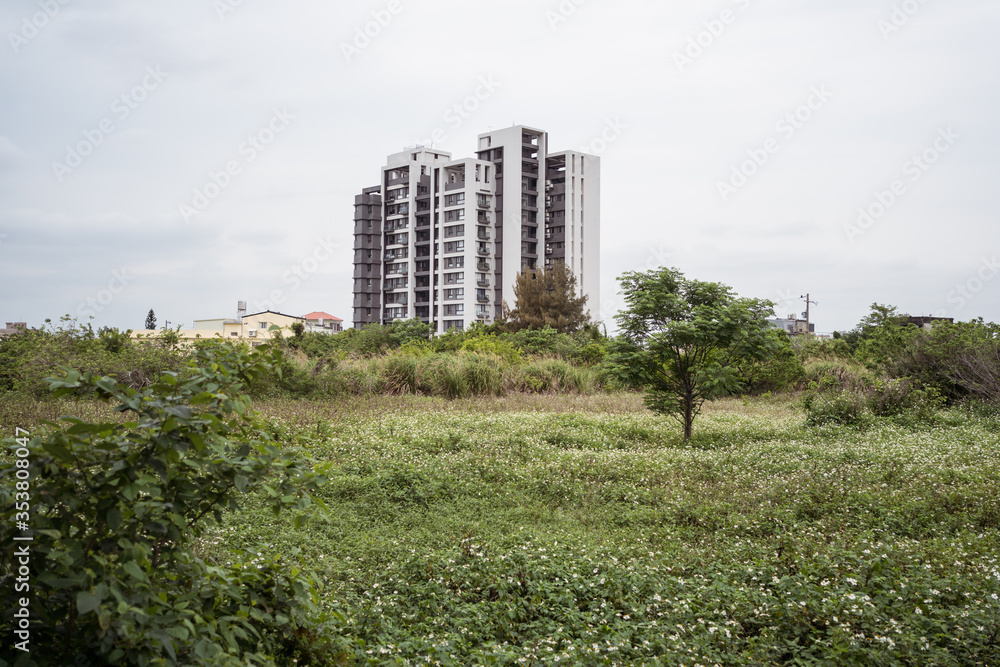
[145,309,156,331]
[504,261,589,333]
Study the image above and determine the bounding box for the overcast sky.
[1,0,998,334]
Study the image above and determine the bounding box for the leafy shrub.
[0,341,330,665]
[804,390,866,426]
[460,337,523,365]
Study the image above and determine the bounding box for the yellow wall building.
[132,310,306,347]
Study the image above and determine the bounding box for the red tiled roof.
[304,311,342,321]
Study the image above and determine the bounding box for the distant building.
[0,322,28,339]
[303,311,343,333]
[134,310,306,347]
[352,125,600,333]
[769,315,815,335]
[905,315,954,330]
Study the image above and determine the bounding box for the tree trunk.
[683,391,694,440]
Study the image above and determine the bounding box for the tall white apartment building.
[352,125,600,333]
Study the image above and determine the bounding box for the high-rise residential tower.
[352,125,600,332]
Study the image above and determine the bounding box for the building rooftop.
[304,312,342,321]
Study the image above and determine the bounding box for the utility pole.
[800,294,818,337]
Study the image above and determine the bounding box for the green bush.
[0,341,330,665]
[804,390,867,427]
[460,336,523,365]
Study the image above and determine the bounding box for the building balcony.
[477,261,491,272]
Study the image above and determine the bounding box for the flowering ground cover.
[207,395,1000,665]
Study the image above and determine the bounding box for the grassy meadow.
[175,393,1000,665]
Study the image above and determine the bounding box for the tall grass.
[292,351,611,400]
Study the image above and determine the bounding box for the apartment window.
[444,241,465,254]
[444,209,465,222]
[581,156,584,175]
[258,322,268,329]
[444,304,464,316]
[444,272,464,285]
[386,262,408,275]
[444,320,464,331]
[230,332,238,337]
[444,288,464,301]
[445,256,464,269]
[444,193,465,206]
[443,224,464,238]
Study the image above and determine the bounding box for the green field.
[188,394,1000,665]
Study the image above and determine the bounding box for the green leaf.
[76,590,103,616]
[41,440,75,462]
[106,507,122,530]
[123,560,146,581]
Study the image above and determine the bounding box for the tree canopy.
[504,261,590,333]
[144,309,156,331]
[612,267,777,439]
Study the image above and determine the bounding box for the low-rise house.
[133,311,306,347]
[0,322,28,339]
[769,316,815,335]
[303,311,344,333]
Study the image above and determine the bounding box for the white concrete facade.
[352,126,600,332]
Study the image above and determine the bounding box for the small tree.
[612,267,777,440]
[144,309,156,331]
[505,261,590,333]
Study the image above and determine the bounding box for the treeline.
[3,308,998,410]
[799,304,1000,426]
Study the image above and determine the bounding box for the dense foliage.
[800,305,1000,428]
[0,317,182,397]
[0,342,330,665]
